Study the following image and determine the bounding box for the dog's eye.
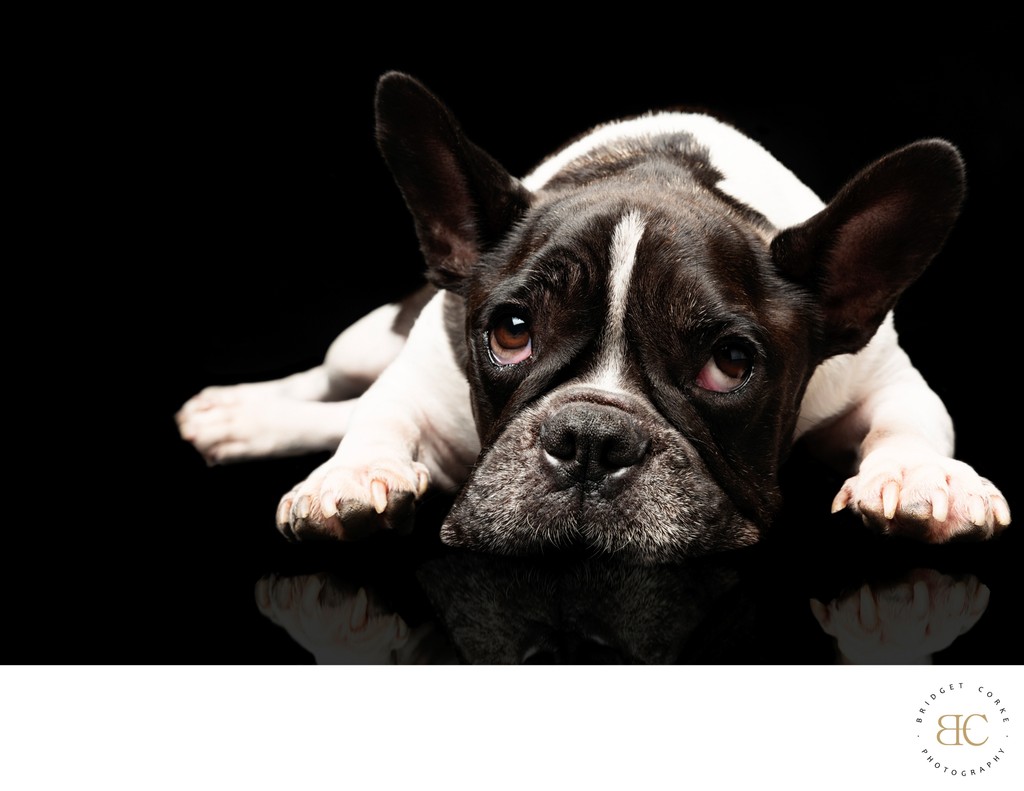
[696,341,753,392]
[488,314,533,366]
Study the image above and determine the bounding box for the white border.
[2,665,1020,789]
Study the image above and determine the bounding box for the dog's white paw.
[831,449,1011,541]
[177,387,352,463]
[177,391,286,463]
[276,456,430,540]
[810,570,989,663]
[255,574,410,664]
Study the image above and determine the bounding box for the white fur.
[795,314,952,454]
[590,210,646,391]
[333,291,480,490]
[523,112,825,230]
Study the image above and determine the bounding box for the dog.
[177,72,1011,563]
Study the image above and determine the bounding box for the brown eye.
[696,341,753,392]
[488,314,533,366]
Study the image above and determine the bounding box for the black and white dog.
[178,72,1010,562]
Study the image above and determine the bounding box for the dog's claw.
[992,495,1011,527]
[967,494,986,527]
[276,503,289,527]
[882,481,899,520]
[931,488,949,523]
[831,489,850,514]
[320,491,339,519]
[370,479,389,515]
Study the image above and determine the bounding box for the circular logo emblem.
[914,683,1012,779]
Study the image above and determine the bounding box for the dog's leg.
[814,334,1011,541]
[178,398,358,464]
[176,286,434,464]
[276,290,480,540]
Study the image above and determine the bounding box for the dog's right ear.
[375,72,532,293]
[770,140,965,358]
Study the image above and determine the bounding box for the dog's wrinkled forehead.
[470,188,778,342]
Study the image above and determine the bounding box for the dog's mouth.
[440,388,761,563]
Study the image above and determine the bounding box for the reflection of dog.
[810,570,989,664]
[416,555,742,664]
[179,72,1010,561]
[255,573,453,665]
[254,558,742,664]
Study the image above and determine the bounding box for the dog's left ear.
[375,72,532,293]
[770,140,965,357]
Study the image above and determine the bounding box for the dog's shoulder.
[796,313,909,436]
[523,111,825,230]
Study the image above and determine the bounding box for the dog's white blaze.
[591,210,646,389]
[523,112,824,230]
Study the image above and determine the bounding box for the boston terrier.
[177,72,1011,562]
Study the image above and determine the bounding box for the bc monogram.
[936,714,988,746]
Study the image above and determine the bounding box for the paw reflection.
[255,573,446,664]
[809,569,989,664]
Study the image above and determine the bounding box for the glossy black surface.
[59,440,1019,664]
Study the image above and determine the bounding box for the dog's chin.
[439,393,762,564]
[439,493,759,564]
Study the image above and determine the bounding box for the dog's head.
[375,72,965,562]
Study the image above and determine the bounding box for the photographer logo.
[914,683,1011,778]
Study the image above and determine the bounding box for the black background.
[38,37,1022,663]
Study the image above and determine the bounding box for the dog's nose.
[540,403,650,488]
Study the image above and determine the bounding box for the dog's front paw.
[832,450,1011,541]
[276,457,430,540]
